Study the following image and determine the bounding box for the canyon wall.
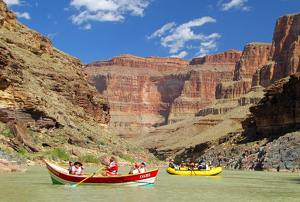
[0,0,111,153]
[84,50,242,137]
[260,12,300,87]
[248,73,300,136]
[84,12,300,162]
[216,43,271,99]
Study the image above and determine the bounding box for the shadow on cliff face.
[238,126,300,145]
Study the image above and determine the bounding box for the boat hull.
[166,167,222,176]
[45,160,159,187]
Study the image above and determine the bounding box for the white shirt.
[132,168,139,174]
[139,167,147,173]
[71,166,82,174]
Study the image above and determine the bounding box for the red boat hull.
[45,160,159,187]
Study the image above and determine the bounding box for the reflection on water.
[0,166,300,202]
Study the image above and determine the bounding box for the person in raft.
[68,161,73,174]
[139,162,147,173]
[188,163,195,171]
[205,162,209,171]
[180,161,185,168]
[129,162,141,174]
[70,162,84,175]
[102,156,118,176]
[169,159,176,168]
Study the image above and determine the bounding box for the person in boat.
[169,160,176,168]
[180,161,185,168]
[70,162,84,175]
[129,162,141,174]
[139,162,147,173]
[68,161,73,174]
[205,162,209,171]
[102,156,118,176]
[197,160,206,169]
[188,163,195,171]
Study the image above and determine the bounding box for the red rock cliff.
[190,49,242,65]
[216,43,271,99]
[84,51,241,136]
[260,12,300,87]
[84,54,190,72]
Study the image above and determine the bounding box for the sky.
[4,0,300,64]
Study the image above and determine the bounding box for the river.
[0,166,299,202]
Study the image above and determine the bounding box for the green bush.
[2,129,14,138]
[123,155,134,163]
[98,141,106,146]
[18,147,27,155]
[51,148,70,161]
[78,154,100,164]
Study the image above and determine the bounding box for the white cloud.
[147,22,176,39]
[194,39,219,58]
[47,33,58,40]
[148,17,220,56]
[15,11,30,19]
[4,0,21,6]
[69,0,149,24]
[221,0,250,11]
[80,23,92,30]
[170,51,188,58]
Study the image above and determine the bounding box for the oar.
[70,166,105,187]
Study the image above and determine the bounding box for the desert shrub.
[51,148,70,161]
[2,129,14,138]
[18,147,27,155]
[98,141,106,146]
[78,154,100,163]
[123,155,134,163]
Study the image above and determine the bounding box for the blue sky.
[4,0,300,64]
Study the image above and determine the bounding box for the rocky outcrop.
[0,1,17,31]
[215,13,300,100]
[216,43,271,99]
[248,73,300,136]
[234,43,271,80]
[191,132,300,172]
[84,54,190,72]
[260,12,300,87]
[190,49,242,65]
[0,148,26,172]
[0,0,110,128]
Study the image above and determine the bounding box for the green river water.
[0,166,300,202]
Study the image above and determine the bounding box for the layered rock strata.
[0,0,110,128]
[84,50,242,137]
[216,43,271,99]
[248,73,300,136]
[260,12,300,87]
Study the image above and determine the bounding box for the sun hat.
[74,161,83,166]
